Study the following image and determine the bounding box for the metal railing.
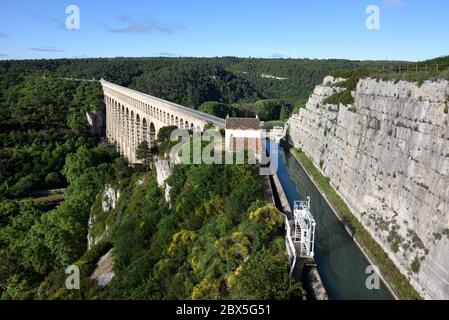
[293,197,316,259]
[378,64,448,74]
[282,212,297,277]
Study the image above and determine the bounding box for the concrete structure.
[225,116,263,159]
[293,198,316,259]
[267,126,286,142]
[101,79,225,163]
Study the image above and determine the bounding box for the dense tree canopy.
[0,56,400,118]
[0,75,102,199]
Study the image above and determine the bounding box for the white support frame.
[293,197,316,258]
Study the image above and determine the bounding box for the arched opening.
[125,108,130,155]
[130,111,135,152]
[179,119,183,129]
[149,122,156,145]
[185,121,189,130]
[171,115,174,125]
[121,105,125,148]
[136,114,141,146]
[163,112,167,124]
[190,123,194,131]
[117,104,122,147]
[142,118,148,144]
[175,117,179,127]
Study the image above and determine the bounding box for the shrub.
[390,241,399,253]
[157,126,178,142]
[443,229,449,239]
[411,257,421,273]
[323,90,354,106]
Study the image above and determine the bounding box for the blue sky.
[0,0,448,61]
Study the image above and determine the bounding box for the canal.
[273,143,394,300]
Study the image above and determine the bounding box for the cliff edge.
[288,76,449,299]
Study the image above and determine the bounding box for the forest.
[0,74,103,199]
[0,70,126,298]
[0,57,312,299]
[0,56,401,121]
[0,79,299,299]
[2,55,445,300]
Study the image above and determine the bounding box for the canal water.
[272,143,393,300]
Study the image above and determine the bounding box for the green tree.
[230,249,301,300]
[157,126,178,142]
[198,101,237,118]
[136,141,152,171]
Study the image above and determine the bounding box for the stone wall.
[288,76,449,299]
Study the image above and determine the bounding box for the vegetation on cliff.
[33,161,301,300]
[322,57,449,106]
[0,71,299,299]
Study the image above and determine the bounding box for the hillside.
[0,57,403,120]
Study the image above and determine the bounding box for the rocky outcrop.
[90,249,115,287]
[288,76,449,299]
[87,185,120,250]
[87,214,103,251]
[102,184,120,212]
[155,158,174,206]
[86,103,105,136]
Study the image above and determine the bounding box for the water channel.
[273,143,393,300]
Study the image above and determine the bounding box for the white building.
[225,116,263,159]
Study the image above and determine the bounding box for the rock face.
[155,159,173,187]
[90,249,115,287]
[87,214,102,251]
[288,76,449,299]
[155,159,174,205]
[86,103,105,136]
[87,185,120,250]
[102,184,120,212]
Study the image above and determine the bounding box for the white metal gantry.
[293,197,316,258]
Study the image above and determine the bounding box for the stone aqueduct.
[101,80,225,163]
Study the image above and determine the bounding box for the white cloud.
[29,46,66,52]
[105,15,172,34]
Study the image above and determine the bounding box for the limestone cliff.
[155,156,178,206]
[288,76,449,299]
[87,184,120,250]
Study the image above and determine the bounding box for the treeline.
[0,57,401,118]
[198,99,293,121]
[131,61,261,107]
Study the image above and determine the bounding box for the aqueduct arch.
[102,80,225,163]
